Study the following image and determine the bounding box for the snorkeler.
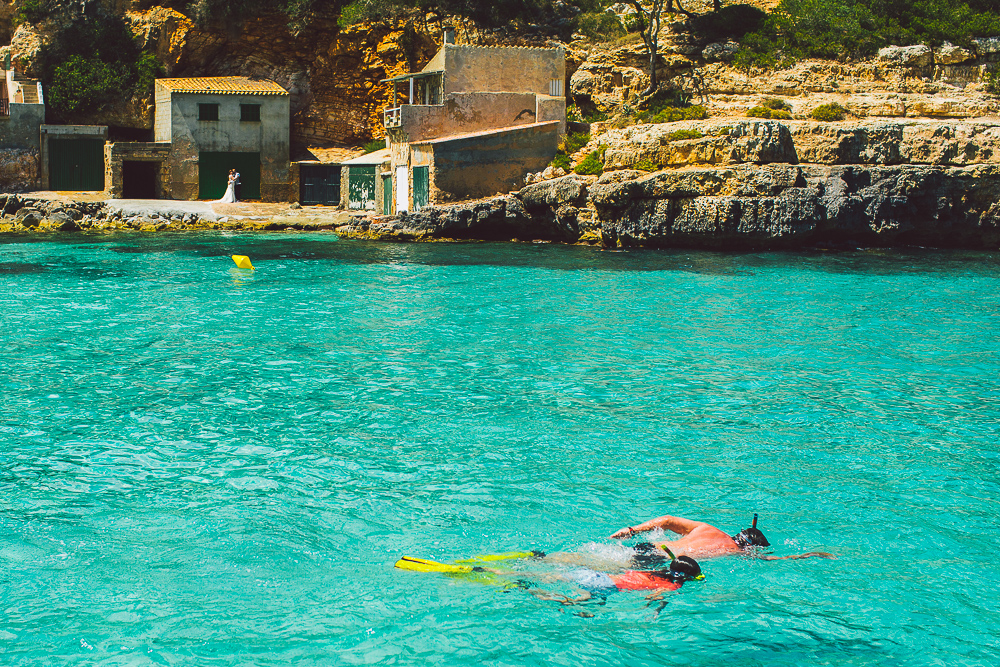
[609,513,835,561]
[500,554,706,607]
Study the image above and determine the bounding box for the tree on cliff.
[618,0,691,95]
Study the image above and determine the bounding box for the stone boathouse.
[369,36,566,213]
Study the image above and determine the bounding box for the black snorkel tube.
[752,513,758,530]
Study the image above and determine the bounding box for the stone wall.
[105,141,172,199]
[0,147,39,191]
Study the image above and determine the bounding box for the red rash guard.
[610,571,681,592]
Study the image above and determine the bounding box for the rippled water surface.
[2,234,999,666]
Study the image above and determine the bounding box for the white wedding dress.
[216,179,236,203]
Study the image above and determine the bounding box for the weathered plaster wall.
[394,92,540,142]
[425,121,559,200]
[443,46,565,96]
[535,95,566,134]
[0,103,44,151]
[164,91,290,201]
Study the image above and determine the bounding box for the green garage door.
[199,152,260,200]
[49,138,104,191]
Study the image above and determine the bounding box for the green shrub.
[362,138,386,154]
[47,55,120,115]
[562,132,591,154]
[633,159,658,171]
[734,0,1000,70]
[13,0,49,26]
[567,105,609,123]
[551,153,571,170]
[666,129,704,141]
[38,10,162,119]
[810,103,848,121]
[576,11,626,40]
[747,106,793,119]
[636,105,708,124]
[574,146,606,176]
[763,98,792,111]
[716,126,732,135]
[986,70,1000,95]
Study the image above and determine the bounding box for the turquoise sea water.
[1,234,999,666]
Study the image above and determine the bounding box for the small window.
[240,104,261,122]
[198,103,219,121]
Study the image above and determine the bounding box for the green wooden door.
[348,166,376,210]
[300,165,341,205]
[199,152,260,199]
[413,166,429,210]
[49,138,104,191]
[382,174,392,215]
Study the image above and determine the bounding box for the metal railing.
[384,107,402,129]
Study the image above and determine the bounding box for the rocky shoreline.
[5,118,1000,250]
[339,118,1000,249]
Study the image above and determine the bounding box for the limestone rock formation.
[877,45,934,69]
[598,120,1000,172]
[590,163,1000,248]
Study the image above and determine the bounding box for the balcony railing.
[384,107,402,129]
[0,98,8,116]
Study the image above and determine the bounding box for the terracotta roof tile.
[157,77,287,95]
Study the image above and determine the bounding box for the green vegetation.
[762,98,792,111]
[810,102,848,121]
[563,132,591,154]
[576,10,626,40]
[12,0,48,25]
[362,138,386,154]
[666,129,704,141]
[549,132,590,171]
[633,158,659,171]
[636,104,708,124]
[986,70,1000,95]
[567,105,609,123]
[748,106,793,119]
[735,0,1000,70]
[550,153,572,170]
[573,145,607,176]
[37,7,161,120]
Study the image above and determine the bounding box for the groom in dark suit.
[233,170,242,202]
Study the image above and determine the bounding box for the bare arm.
[611,515,704,539]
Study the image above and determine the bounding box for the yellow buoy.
[232,255,254,270]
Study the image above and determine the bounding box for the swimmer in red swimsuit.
[517,555,705,609]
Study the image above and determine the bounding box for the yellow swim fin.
[394,556,474,574]
[455,551,542,564]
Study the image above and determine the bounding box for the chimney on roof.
[443,27,455,45]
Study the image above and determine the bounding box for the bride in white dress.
[216,170,236,203]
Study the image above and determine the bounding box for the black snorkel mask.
[733,513,771,549]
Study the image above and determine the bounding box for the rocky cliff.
[6,2,438,143]
[342,118,1000,249]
